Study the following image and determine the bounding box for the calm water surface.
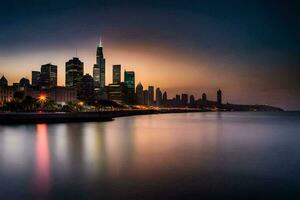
[0,112,300,199]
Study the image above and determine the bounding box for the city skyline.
[1,39,227,103]
[0,2,299,199]
[0,37,297,109]
[2,38,284,113]
[0,0,299,109]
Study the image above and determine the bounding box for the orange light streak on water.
[35,124,50,199]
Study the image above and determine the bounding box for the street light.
[38,95,46,102]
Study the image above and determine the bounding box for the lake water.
[0,112,300,199]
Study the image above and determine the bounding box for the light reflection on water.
[0,112,300,199]
[35,124,50,199]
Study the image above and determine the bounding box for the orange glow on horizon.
[0,39,295,109]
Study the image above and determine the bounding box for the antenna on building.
[75,48,78,57]
[99,36,102,47]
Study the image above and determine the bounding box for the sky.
[0,0,299,110]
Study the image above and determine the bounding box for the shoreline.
[0,109,206,125]
[0,109,286,125]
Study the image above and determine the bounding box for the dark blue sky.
[1,0,299,50]
[0,0,299,109]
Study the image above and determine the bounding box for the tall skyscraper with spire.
[93,38,106,91]
[217,89,222,106]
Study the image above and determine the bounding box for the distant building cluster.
[0,39,223,108]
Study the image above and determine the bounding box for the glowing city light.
[39,95,46,102]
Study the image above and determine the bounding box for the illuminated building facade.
[65,57,84,87]
[40,63,57,89]
[94,39,106,90]
[113,65,121,84]
[124,71,135,104]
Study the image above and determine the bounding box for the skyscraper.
[31,71,41,87]
[78,74,95,103]
[40,63,57,89]
[202,93,207,102]
[93,64,100,89]
[124,71,135,104]
[124,71,135,89]
[175,95,181,107]
[156,88,162,106]
[113,65,121,84]
[65,57,84,87]
[181,93,188,106]
[148,86,154,106]
[190,95,195,106]
[93,39,106,90]
[217,89,222,106]
[202,93,207,106]
[136,82,144,105]
[143,90,149,106]
[162,91,167,105]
